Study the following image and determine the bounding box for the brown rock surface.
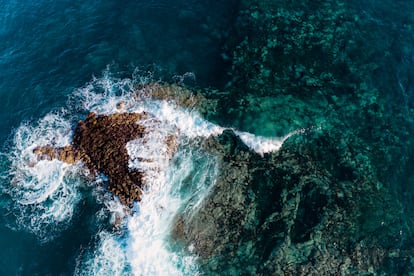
[33,111,166,206]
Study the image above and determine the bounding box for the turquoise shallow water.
[1,0,414,275]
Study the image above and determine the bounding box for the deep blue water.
[0,0,235,140]
[0,1,236,274]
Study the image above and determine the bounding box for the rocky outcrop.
[34,111,176,206]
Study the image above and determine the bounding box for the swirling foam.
[133,137,220,274]
[79,231,131,276]
[3,112,83,241]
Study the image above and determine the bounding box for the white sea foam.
[71,73,294,274]
[124,145,216,276]
[145,100,223,138]
[126,116,177,178]
[235,130,292,156]
[80,231,131,276]
[4,112,83,240]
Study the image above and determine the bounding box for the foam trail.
[125,144,217,275]
[110,111,217,274]
[145,100,224,138]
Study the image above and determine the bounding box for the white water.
[74,74,220,275]
[4,72,292,274]
[3,112,83,241]
[125,145,217,275]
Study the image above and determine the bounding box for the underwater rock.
[135,82,218,117]
[31,82,218,206]
[34,111,176,206]
[197,1,414,273]
[172,129,414,274]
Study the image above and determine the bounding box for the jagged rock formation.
[34,111,174,206]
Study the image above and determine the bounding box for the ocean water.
[1,0,414,275]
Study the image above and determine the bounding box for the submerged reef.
[173,129,414,274]
[216,0,414,185]
[175,0,414,274]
